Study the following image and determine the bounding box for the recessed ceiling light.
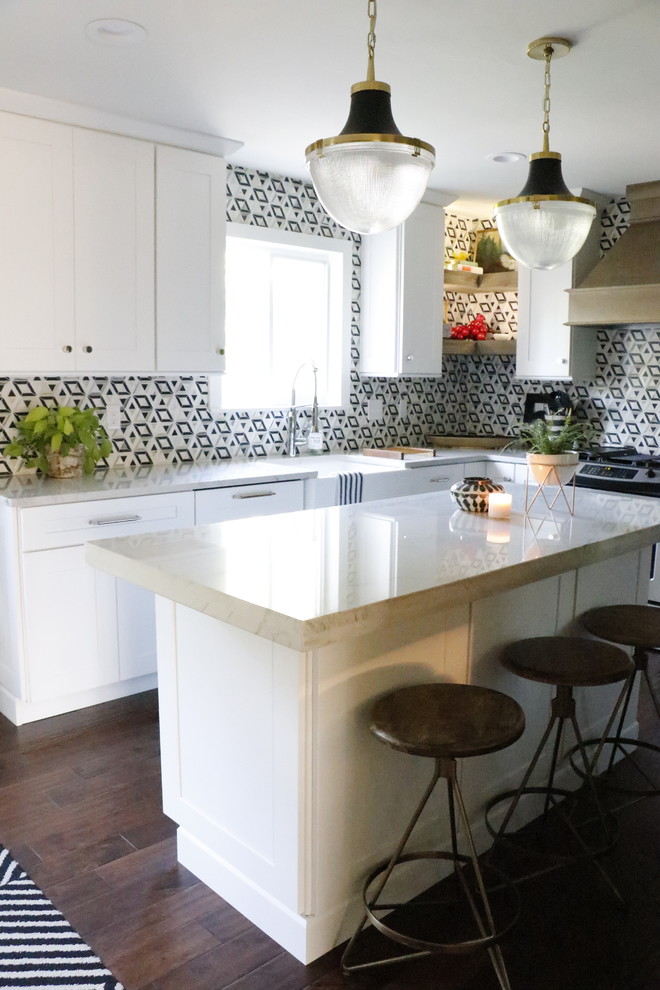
[85,19,148,46]
[487,152,527,164]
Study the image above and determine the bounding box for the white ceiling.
[0,0,658,216]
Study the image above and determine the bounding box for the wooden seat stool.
[568,604,660,801]
[341,682,525,990]
[484,636,633,905]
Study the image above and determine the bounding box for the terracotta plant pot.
[526,452,579,487]
[46,447,84,479]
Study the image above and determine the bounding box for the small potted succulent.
[3,404,112,478]
[512,414,591,486]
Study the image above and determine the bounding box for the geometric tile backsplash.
[0,174,657,474]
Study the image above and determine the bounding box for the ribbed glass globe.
[306,140,435,235]
[494,199,597,271]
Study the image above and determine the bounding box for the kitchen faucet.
[285,362,321,456]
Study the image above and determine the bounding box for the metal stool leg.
[342,757,518,987]
[450,763,512,990]
[568,660,660,803]
[486,687,623,903]
[341,763,441,972]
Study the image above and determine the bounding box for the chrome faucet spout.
[285,361,320,457]
[286,406,301,457]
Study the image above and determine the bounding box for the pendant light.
[305,0,435,235]
[493,37,597,271]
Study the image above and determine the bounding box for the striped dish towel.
[337,472,364,505]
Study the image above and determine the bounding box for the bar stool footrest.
[567,736,660,797]
[485,786,619,864]
[342,849,519,974]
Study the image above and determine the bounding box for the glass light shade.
[494,198,597,270]
[306,139,434,235]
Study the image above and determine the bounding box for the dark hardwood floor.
[1,677,659,990]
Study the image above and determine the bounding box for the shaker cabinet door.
[0,113,76,372]
[73,129,155,371]
[156,145,226,373]
[21,546,120,702]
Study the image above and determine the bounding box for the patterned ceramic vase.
[450,476,505,513]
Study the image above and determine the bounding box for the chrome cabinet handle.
[88,513,142,526]
[231,491,277,500]
[428,476,451,483]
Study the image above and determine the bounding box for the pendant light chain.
[366,0,377,82]
[541,44,553,153]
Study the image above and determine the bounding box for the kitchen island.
[86,485,660,963]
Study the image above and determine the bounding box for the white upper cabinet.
[515,189,609,381]
[0,116,155,373]
[0,112,76,371]
[73,129,155,372]
[360,202,445,377]
[156,146,226,373]
[0,110,226,375]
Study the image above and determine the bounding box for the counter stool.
[341,682,525,990]
[484,636,633,905]
[569,604,660,800]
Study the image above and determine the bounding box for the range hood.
[567,180,660,326]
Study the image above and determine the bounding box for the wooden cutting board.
[360,446,435,459]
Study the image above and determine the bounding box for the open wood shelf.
[444,270,518,294]
[443,337,517,356]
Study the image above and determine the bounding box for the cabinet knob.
[62,345,73,353]
[406,354,413,361]
[216,347,225,356]
[83,345,93,353]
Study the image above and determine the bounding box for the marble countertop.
[0,450,504,507]
[86,485,660,652]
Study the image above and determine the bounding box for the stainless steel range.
[575,445,660,603]
[576,445,660,498]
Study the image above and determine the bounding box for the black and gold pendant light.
[494,37,597,270]
[305,0,435,235]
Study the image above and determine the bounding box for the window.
[211,223,351,411]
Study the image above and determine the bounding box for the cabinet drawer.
[409,463,464,493]
[20,491,195,551]
[195,480,304,524]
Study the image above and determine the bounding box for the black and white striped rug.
[0,845,123,989]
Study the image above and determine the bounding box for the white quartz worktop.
[86,485,660,652]
[0,449,505,507]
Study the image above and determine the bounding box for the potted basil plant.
[3,404,113,478]
[512,414,592,487]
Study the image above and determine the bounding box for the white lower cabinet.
[0,491,194,725]
[194,480,304,524]
[466,459,526,485]
[22,546,120,702]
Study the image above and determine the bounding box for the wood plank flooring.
[0,680,659,990]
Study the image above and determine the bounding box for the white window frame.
[209,222,352,412]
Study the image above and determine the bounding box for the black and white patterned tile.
[0,166,657,474]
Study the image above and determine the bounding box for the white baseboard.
[0,673,157,725]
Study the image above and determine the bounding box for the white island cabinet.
[86,487,660,964]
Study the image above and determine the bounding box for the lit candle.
[488,492,513,519]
